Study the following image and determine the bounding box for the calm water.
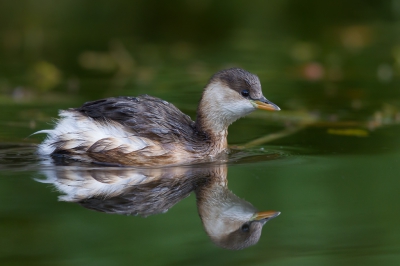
[2,1,400,265]
[1,101,400,265]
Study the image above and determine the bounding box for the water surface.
[1,1,400,265]
[1,104,400,265]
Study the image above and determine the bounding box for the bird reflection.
[38,163,279,250]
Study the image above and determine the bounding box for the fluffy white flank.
[36,110,149,157]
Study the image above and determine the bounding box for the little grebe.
[36,68,280,166]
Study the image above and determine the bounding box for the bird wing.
[75,95,197,144]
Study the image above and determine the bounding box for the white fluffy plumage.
[36,110,150,160]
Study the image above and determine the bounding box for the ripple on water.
[0,143,40,171]
[227,145,313,165]
[0,142,313,172]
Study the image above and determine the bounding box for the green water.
[1,1,400,265]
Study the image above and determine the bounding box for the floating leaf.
[327,128,369,137]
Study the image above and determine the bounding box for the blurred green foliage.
[1,2,400,265]
[0,0,399,104]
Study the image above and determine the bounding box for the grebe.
[37,68,280,166]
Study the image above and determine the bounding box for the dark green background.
[1,1,400,265]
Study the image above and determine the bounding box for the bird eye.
[241,223,250,232]
[241,90,250,97]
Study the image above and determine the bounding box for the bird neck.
[195,83,233,133]
[194,83,234,153]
